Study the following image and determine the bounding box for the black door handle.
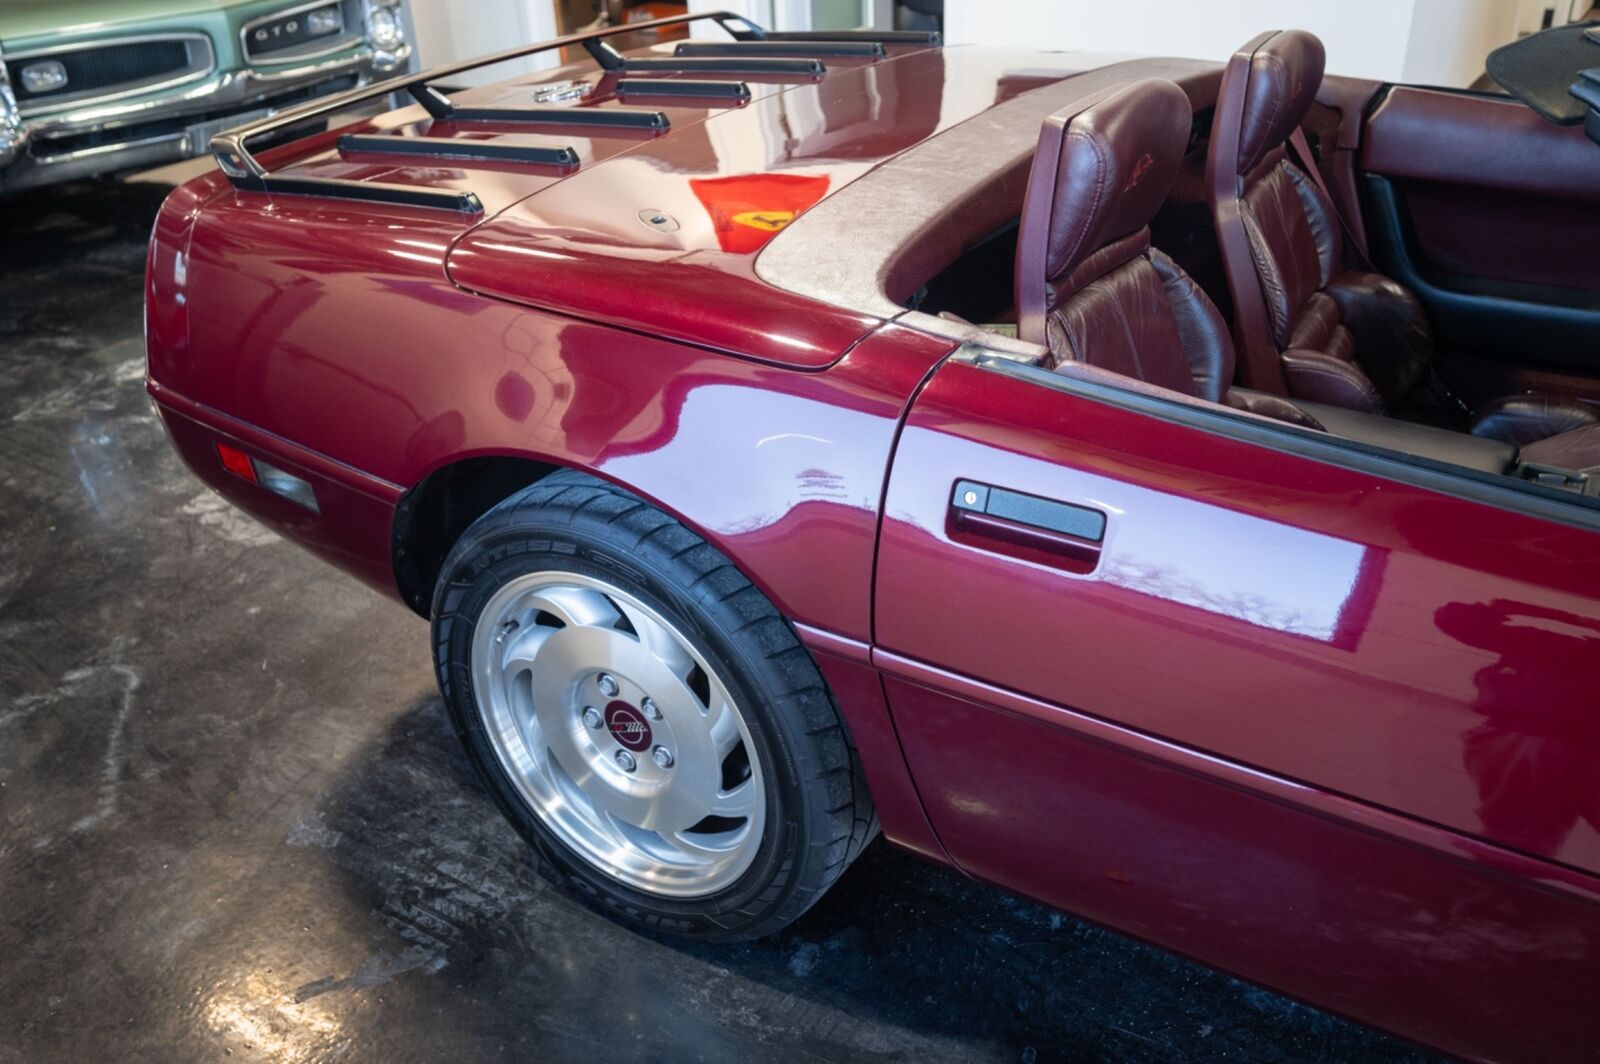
[948,480,1107,574]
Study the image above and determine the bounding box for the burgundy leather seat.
[1207,29,1599,445]
[1016,78,1319,428]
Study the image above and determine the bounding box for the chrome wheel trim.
[470,570,765,898]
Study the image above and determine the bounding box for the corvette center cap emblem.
[605,702,653,751]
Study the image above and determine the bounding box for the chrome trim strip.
[32,129,188,165]
[22,48,392,141]
[0,42,27,166]
[241,0,360,67]
[12,33,217,117]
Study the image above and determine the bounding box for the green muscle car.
[0,0,415,193]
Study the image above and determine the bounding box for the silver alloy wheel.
[470,571,765,897]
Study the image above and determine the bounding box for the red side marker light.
[217,440,320,512]
[217,442,257,483]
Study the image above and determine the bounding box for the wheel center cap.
[604,701,653,751]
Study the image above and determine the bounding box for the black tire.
[431,469,877,940]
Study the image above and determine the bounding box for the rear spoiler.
[209,11,941,214]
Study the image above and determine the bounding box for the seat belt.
[1287,127,1371,263]
[1288,128,1471,422]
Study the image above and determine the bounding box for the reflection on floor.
[0,177,1439,1063]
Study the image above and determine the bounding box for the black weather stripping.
[676,40,884,58]
[623,56,825,75]
[245,175,484,213]
[615,79,752,101]
[338,133,579,167]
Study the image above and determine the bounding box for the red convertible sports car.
[145,13,1600,1061]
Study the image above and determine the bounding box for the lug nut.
[582,706,603,729]
[597,673,619,697]
[615,749,637,772]
[651,745,674,769]
[641,697,661,720]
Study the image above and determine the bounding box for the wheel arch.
[396,454,907,873]
[391,451,791,623]
[392,453,563,617]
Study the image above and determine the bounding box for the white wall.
[1404,0,1520,86]
[1519,0,1591,33]
[409,0,559,82]
[688,0,878,34]
[944,0,1525,86]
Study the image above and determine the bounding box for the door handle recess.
[948,480,1106,574]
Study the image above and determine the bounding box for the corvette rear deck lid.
[446,45,1093,367]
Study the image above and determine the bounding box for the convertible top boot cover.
[1014,78,1321,430]
[1212,29,1600,443]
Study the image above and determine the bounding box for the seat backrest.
[1015,79,1236,402]
[1206,29,1342,391]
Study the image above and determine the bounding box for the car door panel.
[877,666,1599,1064]
[876,359,1600,869]
[1359,87,1600,398]
[873,358,1600,1057]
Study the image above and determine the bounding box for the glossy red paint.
[793,623,952,867]
[145,29,1600,1062]
[880,669,1600,1064]
[445,46,1093,366]
[876,358,1600,1060]
[879,360,1600,876]
[152,185,952,635]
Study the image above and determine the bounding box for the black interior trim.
[967,352,1600,530]
[1364,174,1600,372]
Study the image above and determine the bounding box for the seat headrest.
[1026,78,1192,284]
[1234,30,1325,175]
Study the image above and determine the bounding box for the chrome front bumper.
[0,44,412,193]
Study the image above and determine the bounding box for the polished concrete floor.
[0,178,1440,1064]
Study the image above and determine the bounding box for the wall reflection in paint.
[1099,502,1375,645]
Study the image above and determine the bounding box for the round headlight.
[367,6,404,51]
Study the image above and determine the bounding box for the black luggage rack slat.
[621,55,823,75]
[675,40,886,58]
[408,84,671,130]
[744,29,942,45]
[615,78,752,101]
[338,133,580,167]
[435,104,669,129]
[208,10,936,213]
[237,175,484,213]
[579,34,822,77]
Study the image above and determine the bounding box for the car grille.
[29,73,360,160]
[242,2,358,64]
[11,36,214,111]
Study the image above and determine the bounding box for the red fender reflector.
[216,442,257,482]
[215,441,320,512]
